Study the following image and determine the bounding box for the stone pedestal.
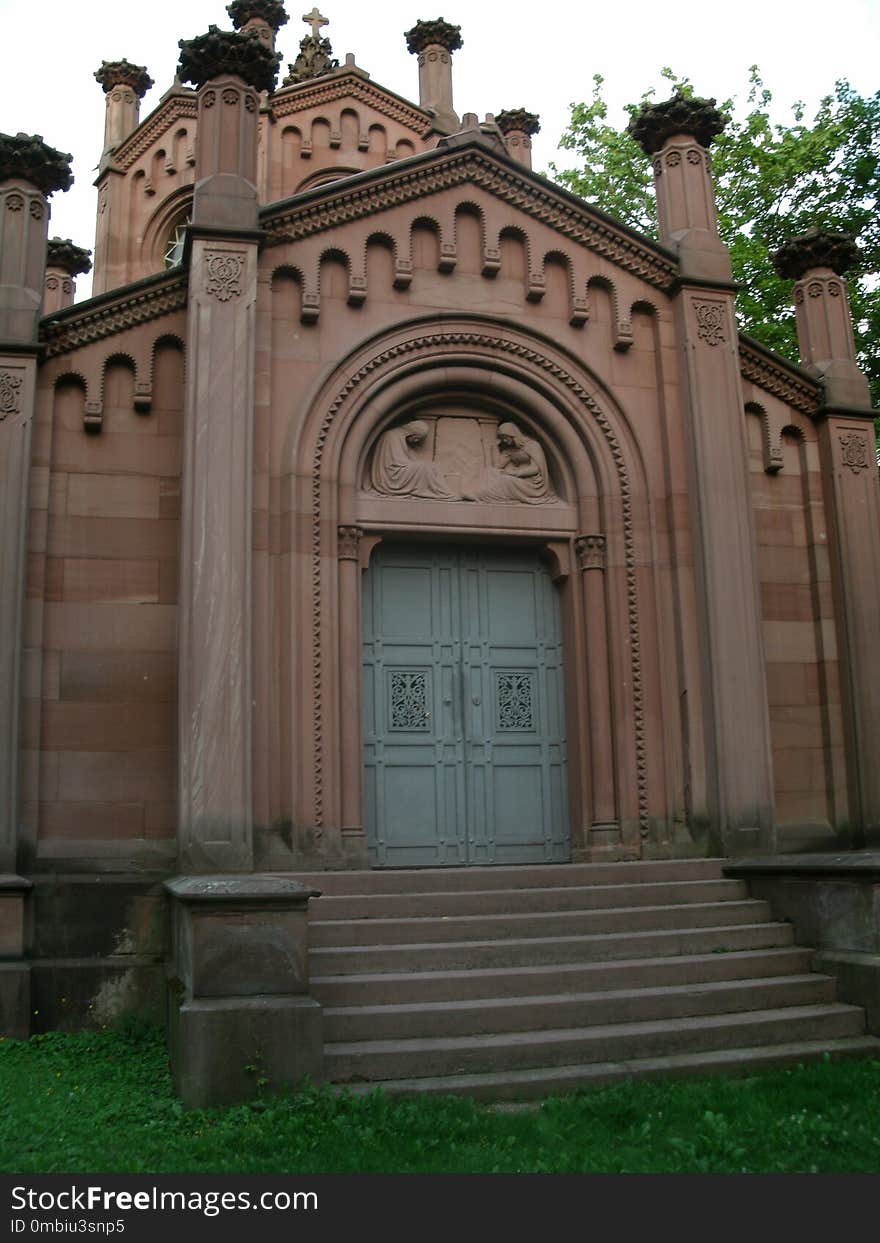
[165,875,323,1107]
[0,875,32,1039]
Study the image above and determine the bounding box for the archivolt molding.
[264,148,679,292]
[739,336,820,417]
[305,327,650,835]
[41,273,187,357]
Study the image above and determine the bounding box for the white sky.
[2,0,878,301]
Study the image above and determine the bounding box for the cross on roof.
[302,7,328,38]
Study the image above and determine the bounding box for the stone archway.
[283,317,663,866]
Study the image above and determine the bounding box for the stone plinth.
[726,854,880,1033]
[0,875,32,1040]
[165,875,323,1107]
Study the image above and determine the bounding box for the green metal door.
[362,544,569,866]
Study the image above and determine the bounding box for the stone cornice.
[271,72,430,133]
[110,94,198,171]
[39,271,187,357]
[738,333,821,416]
[263,145,680,291]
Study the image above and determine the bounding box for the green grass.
[2,1026,879,1173]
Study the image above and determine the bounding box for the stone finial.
[628,91,728,155]
[283,20,339,85]
[0,132,73,195]
[495,109,540,136]
[94,59,155,97]
[46,237,92,276]
[227,0,289,30]
[178,26,282,93]
[771,229,861,281]
[404,17,463,54]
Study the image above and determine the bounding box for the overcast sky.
[2,0,878,300]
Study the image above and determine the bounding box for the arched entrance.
[362,541,569,866]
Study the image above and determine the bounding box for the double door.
[362,544,569,866]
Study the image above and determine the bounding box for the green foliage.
[551,68,880,408]
[1,1028,879,1172]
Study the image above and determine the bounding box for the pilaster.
[175,32,278,873]
[772,230,880,841]
[632,96,775,854]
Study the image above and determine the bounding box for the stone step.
[323,973,838,1041]
[310,920,795,975]
[334,1036,880,1101]
[308,878,749,921]
[309,899,771,947]
[287,858,725,896]
[311,946,817,1006]
[324,1003,867,1082]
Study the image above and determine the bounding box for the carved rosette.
[205,251,245,301]
[0,132,74,195]
[838,431,871,474]
[404,18,463,55]
[575,534,607,572]
[694,300,726,346]
[628,92,728,155]
[0,370,23,421]
[337,525,363,560]
[94,59,154,97]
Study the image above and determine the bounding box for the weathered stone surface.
[283,35,338,84]
[0,964,30,1039]
[227,0,289,31]
[178,26,281,93]
[628,92,727,154]
[94,60,154,98]
[772,229,861,281]
[0,132,73,194]
[169,996,323,1107]
[46,238,92,277]
[404,18,463,54]
[495,109,540,136]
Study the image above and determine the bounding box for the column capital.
[771,228,860,281]
[337,525,363,560]
[178,25,281,93]
[404,18,463,55]
[46,237,92,277]
[94,59,154,98]
[0,132,73,196]
[495,108,540,137]
[575,533,607,571]
[628,91,728,156]
[227,0,289,32]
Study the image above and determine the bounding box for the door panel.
[363,544,568,866]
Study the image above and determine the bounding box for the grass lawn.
[1,1026,879,1173]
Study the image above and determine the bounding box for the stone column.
[773,231,880,843]
[0,132,73,1037]
[338,526,364,832]
[630,95,775,855]
[495,109,540,170]
[93,60,154,168]
[43,238,91,315]
[575,535,618,850]
[175,29,278,872]
[92,61,153,295]
[405,18,462,132]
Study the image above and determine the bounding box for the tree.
[551,69,880,417]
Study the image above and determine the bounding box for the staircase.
[294,859,880,1100]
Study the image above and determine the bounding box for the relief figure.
[370,419,458,499]
[463,422,558,504]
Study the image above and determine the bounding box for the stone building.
[1,5,879,1102]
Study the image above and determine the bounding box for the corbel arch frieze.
[284,318,654,841]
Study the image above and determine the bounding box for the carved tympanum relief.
[367,416,559,504]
